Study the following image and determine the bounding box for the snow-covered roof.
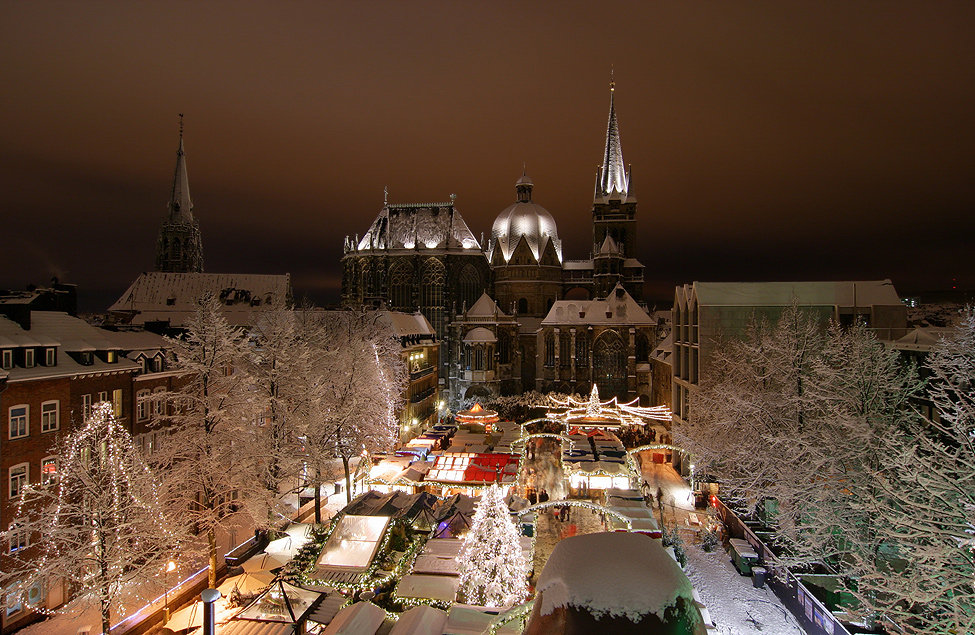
[395,574,460,603]
[389,605,449,635]
[892,326,953,351]
[109,272,291,328]
[463,327,497,343]
[535,532,695,622]
[466,292,508,318]
[379,311,436,338]
[679,280,903,309]
[542,284,652,326]
[356,202,482,252]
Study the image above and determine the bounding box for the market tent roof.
[317,515,390,572]
[443,604,522,635]
[395,574,460,603]
[389,605,448,635]
[213,621,295,635]
[321,601,386,635]
[236,580,322,623]
[420,538,463,557]
[412,553,460,576]
[307,594,346,626]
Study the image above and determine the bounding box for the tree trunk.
[342,455,352,504]
[314,466,323,524]
[207,528,218,588]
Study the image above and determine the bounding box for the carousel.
[454,402,500,431]
[548,385,671,430]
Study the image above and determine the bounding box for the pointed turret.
[599,79,629,198]
[156,116,204,273]
[168,133,194,223]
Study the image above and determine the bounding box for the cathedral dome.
[491,175,562,263]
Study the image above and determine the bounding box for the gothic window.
[636,334,650,363]
[518,298,528,314]
[457,263,481,312]
[172,238,181,261]
[474,346,484,371]
[498,331,511,364]
[560,333,571,367]
[593,330,627,399]
[576,332,589,366]
[389,260,414,311]
[544,332,555,367]
[420,258,446,337]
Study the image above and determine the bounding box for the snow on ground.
[685,544,805,635]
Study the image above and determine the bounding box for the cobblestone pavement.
[529,503,608,587]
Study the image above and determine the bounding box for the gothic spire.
[168,114,193,223]
[599,78,629,198]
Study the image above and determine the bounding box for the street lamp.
[164,560,176,623]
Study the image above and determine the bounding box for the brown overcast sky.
[2,1,973,311]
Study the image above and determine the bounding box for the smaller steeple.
[168,114,194,223]
[156,115,204,273]
[599,76,629,199]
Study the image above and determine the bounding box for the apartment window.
[24,348,35,368]
[2,349,12,369]
[40,401,59,433]
[140,356,148,373]
[45,347,56,366]
[153,387,166,416]
[112,389,123,418]
[153,355,163,372]
[41,457,57,485]
[106,351,117,363]
[98,391,108,404]
[82,394,92,420]
[9,464,28,499]
[8,521,28,553]
[4,584,23,617]
[9,405,28,439]
[136,389,150,422]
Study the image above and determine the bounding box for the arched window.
[560,333,571,367]
[420,259,446,337]
[388,260,414,311]
[172,238,181,261]
[636,334,650,363]
[518,298,528,314]
[544,332,555,367]
[593,330,627,399]
[474,346,484,371]
[457,263,481,312]
[498,331,511,364]
[575,332,589,366]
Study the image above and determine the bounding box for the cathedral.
[342,84,662,407]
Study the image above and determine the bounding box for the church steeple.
[598,76,630,199]
[156,115,204,273]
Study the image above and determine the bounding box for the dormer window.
[152,354,163,373]
[45,347,56,367]
[80,352,93,366]
[23,349,35,368]
[106,351,117,363]
[1,350,11,370]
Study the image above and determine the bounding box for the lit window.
[41,457,57,485]
[24,349,35,368]
[136,389,150,421]
[112,389,123,418]
[82,394,92,420]
[40,401,59,433]
[9,464,28,498]
[2,349,12,369]
[8,405,28,439]
[45,347,55,366]
[106,351,117,363]
[4,583,23,617]
[8,521,28,553]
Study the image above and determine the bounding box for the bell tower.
[156,115,204,273]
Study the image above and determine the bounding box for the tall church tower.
[155,117,204,273]
[591,79,643,300]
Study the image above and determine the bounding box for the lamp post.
[164,560,176,624]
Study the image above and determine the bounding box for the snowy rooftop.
[535,532,695,622]
[679,279,903,309]
[109,272,291,327]
[541,284,652,326]
[354,203,482,252]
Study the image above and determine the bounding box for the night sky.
[2,2,973,312]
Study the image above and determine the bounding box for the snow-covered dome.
[491,175,562,264]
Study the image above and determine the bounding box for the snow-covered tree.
[305,308,407,505]
[456,484,528,607]
[857,309,975,635]
[0,403,179,635]
[241,303,318,530]
[154,293,252,588]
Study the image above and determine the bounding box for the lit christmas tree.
[1,402,179,634]
[456,484,528,607]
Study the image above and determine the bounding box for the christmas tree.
[456,484,528,607]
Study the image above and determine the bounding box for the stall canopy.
[317,515,390,571]
[388,605,448,635]
[395,574,460,603]
[321,601,386,635]
[236,579,322,623]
